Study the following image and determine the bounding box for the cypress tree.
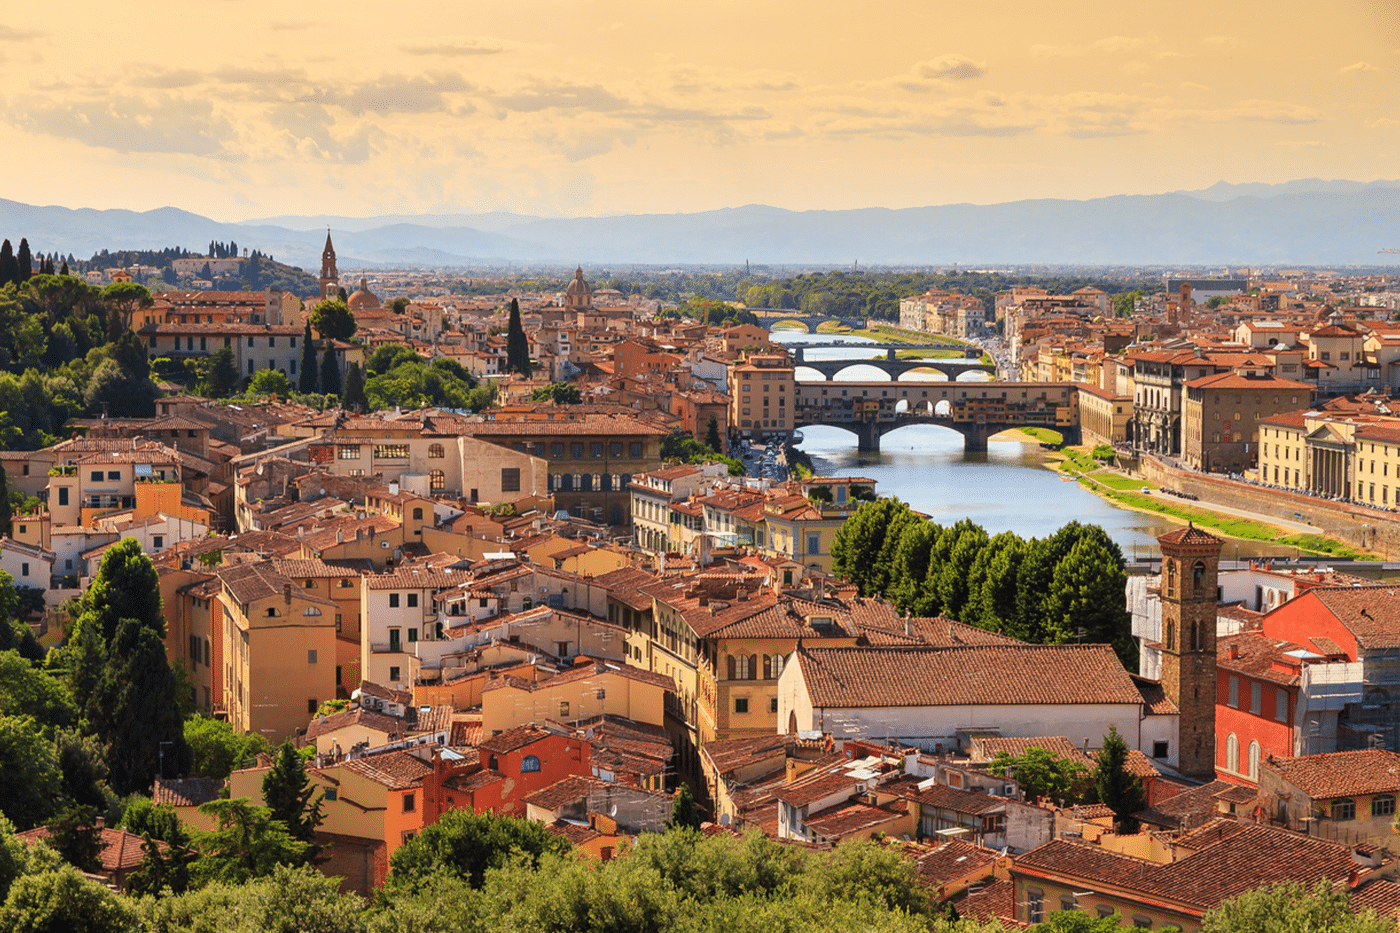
[666,784,702,831]
[16,238,32,282]
[94,618,191,794]
[320,348,341,397]
[0,464,10,538]
[704,417,722,453]
[262,741,324,863]
[342,362,368,413]
[0,239,16,286]
[1094,726,1147,833]
[298,322,317,394]
[59,260,69,276]
[505,298,531,377]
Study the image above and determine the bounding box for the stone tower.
[319,230,339,300]
[1157,524,1223,779]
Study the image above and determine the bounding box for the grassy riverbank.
[1053,449,1376,560]
[1016,427,1064,445]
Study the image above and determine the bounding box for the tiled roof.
[1304,586,1400,649]
[795,644,1143,709]
[546,819,601,845]
[304,707,407,742]
[1157,524,1226,548]
[1130,676,1180,715]
[340,750,433,790]
[1266,749,1400,799]
[522,775,607,811]
[946,878,1025,929]
[901,781,1005,816]
[971,735,1092,764]
[804,801,904,839]
[365,568,473,590]
[702,734,792,775]
[1217,632,1311,685]
[1352,878,1400,921]
[479,725,554,755]
[914,839,1000,887]
[17,826,166,872]
[152,776,225,808]
[1014,821,1356,914]
[464,415,668,437]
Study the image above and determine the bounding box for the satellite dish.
[610,804,618,817]
[719,813,730,825]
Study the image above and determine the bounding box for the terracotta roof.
[546,820,602,845]
[152,776,224,808]
[522,775,607,811]
[340,750,433,790]
[1266,749,1400,799]
[464,416,668,437]
[1157,524,1226,548]
[1015,821,1356,914]
[17,825,167,872]
[1130,675,1180,715]
[914,839,1001,887]
[795,644,1143,709]
[1352,879,1400,921]
[479,725,554,755]
[804,801,904,839]
[971,735,1092,764]
[1302,586,1400,650]
[304,707,407,742]
[947,878,1025,929]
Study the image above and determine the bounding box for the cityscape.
[0,3,1398,932]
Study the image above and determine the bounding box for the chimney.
[904,611,912,638]
[284,583,291,603]
[1228,643,1240,660]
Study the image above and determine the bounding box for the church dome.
[347,277,381,310]
[564,266,592,310]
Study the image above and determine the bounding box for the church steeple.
[319,229,339,300]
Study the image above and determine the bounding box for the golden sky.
[3,0,1397,220]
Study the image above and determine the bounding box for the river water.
[773,331,1294,559]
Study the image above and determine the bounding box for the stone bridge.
[793,380,1082,452]
[747,310,866,332]
[794,355,995,382]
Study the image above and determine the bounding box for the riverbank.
[1051,448,1375,559]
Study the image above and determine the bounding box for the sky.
[1,0,1397,221]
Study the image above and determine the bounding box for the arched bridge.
[795,356,995,381]
[747,310,866,332]
[793,380,1082,452]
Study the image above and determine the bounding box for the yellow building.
[217,561,339,742]
[1076,384,1133,447]
[479,660,674,736]
[728,352,795,439]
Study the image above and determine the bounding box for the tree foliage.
[342,362,368,413]
[528,382,581,405]
[1201,880,1394,933]
[991,746,1091,805]
[203,348,239,399]
[667,785,701,831]
[308,299,357,342]
[0,864,138,933]
[191,798,311,886]
[184,717,267,781]
[261,741,324,861]
[1094,726,1147,833]
[387,809,570,891]
[504,298,530,377]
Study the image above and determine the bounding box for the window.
[735,697,749,714]
[19,563,27,577]
[1097,907,1115,920]
[374,444,409,460]
[430,470,445,491]
[90,470,103,482]
[1333,798,1356,821]
[770,696,779,713]
[58,487,68,506]
[402,793,416,813]
[630,442,642,458]
[1132,917,1152,929]
[407,593,418,608]
[389,665,400,682]
[596,688,606,700]
[307,650,317,664]
[307,698,318,714]
[107,470,121,481]
[337,446,361,460]
[571,442,584,459]
[1226,733,1239,773]
[559,701,570,717]
[1276,686,1288,723]
[591,442,603,458]
[501,468,521,492]
[408,628,418,642]
[1228,675,1239,708]
[521,755,541,773]
[324,788,337,802]
[1248,740,1261,781]
[1026,889,1043,924]
[412,507,423,521]
[1060,895,1078,913]
[389,593,400,608]
[1374,795,1396,817]
[1153,740,1169,759]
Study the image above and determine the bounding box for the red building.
[1215,632,1306,785]
[428,725,593,820]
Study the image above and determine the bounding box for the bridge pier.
[854,421,882,453]
[962,423,993,453]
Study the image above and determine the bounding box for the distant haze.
[6,179,1400,268]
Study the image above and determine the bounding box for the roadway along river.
[772,330,1295,559]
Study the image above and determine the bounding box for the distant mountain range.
[3,178,1398,270]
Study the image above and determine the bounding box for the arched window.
[265,607,278,617]
[488,755,499,772]
[1226,733,1239,773]
[727,655,736,680]
[1165,560,1176,597]
[1190,621,1199,652]
[412,507,423,521]
[428,443,445,459]
[561,474,574,492]
[772,654,784,680]
[734,655,750,680]
[521,755,540,774]
[747,654,758,681]
[302,607,322,616]
[1165,620,1175,651]
[1248,741,1261,781]
[581,474,593,492]
[1193,560,1207,597]
[430,470,445,491]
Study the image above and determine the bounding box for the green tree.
[89,619,190,795]
[0,651,76,729]
[991,746,1090,805]
[504,298,531,377]
[74,537,164,643]
[0,240,17,287]
[934,521,990,621]
[1044,532,1135,667]
[53,728,116,820]
[1094,726,1147,833]
[0,466,10,539]
[261,741,324,861]
[120,798,188,845]
[389,297,410,314]
[870,505,922,600]
[191,798,311,886]
[667,784,702,831]
[0,864,138,933]
[366,343,419,376]
[1032,911,1127,932]
[298,321,317,394]
[803,839,933,916]
[138,863,365,933]
[528,382,581,405]
[320,349,341,397]
[15,240,33,284]
[890,520,939,614]
[969,532,1028,632]
[84,358,157,418]
[248,369,292,398]
[44,805,102,873]
[0,715,63,829]
[831,498,913,596]
[342,361,368,412]
[1202,879,1394,933]
[99,281,153,332]
[386,809,569,891]
[704,416,722,452]
[309,299,357,342]
[126,830,192,898]
[203,348,239,398]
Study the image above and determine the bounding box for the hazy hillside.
[3,179,1398,269]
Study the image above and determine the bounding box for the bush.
[1091,445,1116,462]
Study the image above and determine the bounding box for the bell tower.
[1157,524,1223,779]
[319,230,339,300]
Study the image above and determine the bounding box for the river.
[772,331,1295,559]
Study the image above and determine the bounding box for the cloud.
[13,94,242,159]
[0,25,42,41]
[1180,81,1210,91]
[299,72,473,116]
[913,55,986,80]
[1369,117,1400,128]
[1226,99,1324,124]
[268,21,314,31]
[1341,60,1379,74]
[1277,140,1327,148]
[494,81,630,113]
[129,68,204,89]
[400,37,511,56]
